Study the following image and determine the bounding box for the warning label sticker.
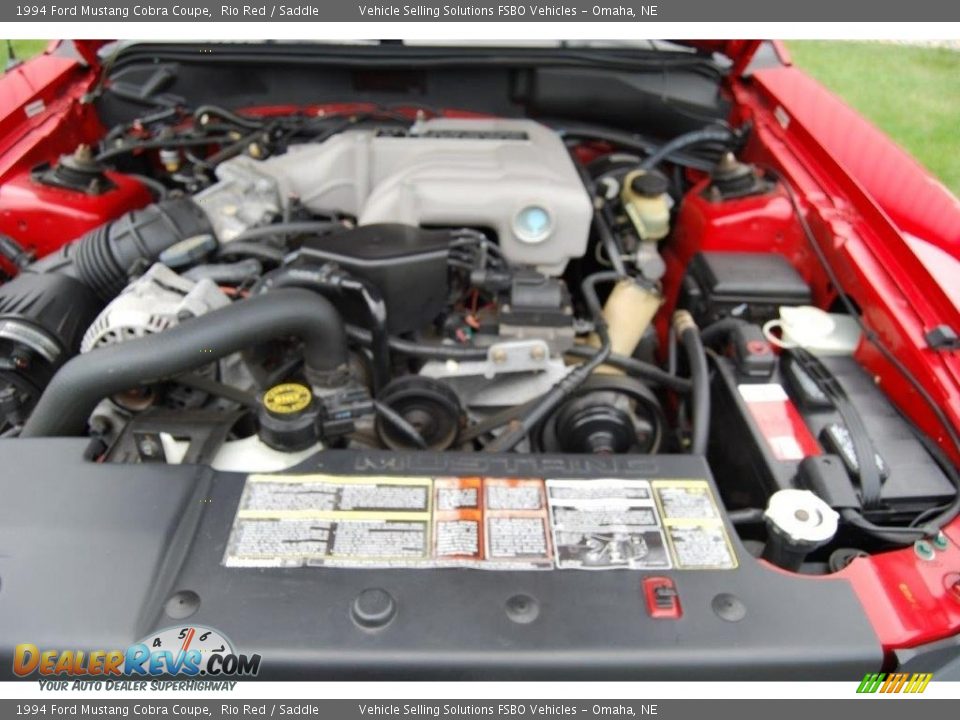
[225,475,433,567]
[224,474,736,570]
[546,479,670,570]
[653,480,738,570]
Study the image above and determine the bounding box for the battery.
[709,351,955,520]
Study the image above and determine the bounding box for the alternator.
[80,263,229,352]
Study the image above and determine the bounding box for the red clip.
[643,576,682,619]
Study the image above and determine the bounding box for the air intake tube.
[20,289,349,437]
[31,197,213,300]
[0,199,213,429]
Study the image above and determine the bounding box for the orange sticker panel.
[434,477,483,560]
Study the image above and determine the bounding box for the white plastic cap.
[764,489,840,545]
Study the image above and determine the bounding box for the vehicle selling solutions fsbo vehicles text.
[356,704,651,716]
[355,5,655,17]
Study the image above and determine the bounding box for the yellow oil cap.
[262,383,312,415]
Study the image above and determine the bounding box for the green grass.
[2,40,48,71]
[786,41,960,197]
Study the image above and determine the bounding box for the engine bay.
[0,42,959,676]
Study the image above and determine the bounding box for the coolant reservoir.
[768,306,862,355]
[621,170,671,242]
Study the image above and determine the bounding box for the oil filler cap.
[258,382,319,452]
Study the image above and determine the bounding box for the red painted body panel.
[752,66,960,257]
[838,519,960,651]
[0,170,152,259]
[0,54,103,178]
[657,179,834,363]
[66,40,109,68]
[650,61,960,653]
[0,49,151,270]
[663,180,834,315]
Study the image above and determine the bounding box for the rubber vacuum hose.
[674,310,711,455]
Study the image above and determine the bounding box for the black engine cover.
[0,442,881,680]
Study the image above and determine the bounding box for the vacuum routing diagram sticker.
[224,475,737,570]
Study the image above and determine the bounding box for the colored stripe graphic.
[857,673,885,693]
[857,672,931,694]
[905,673,933,694]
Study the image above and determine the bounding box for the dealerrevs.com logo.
[13,626,261,683]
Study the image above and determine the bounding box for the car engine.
[1,116,648,467]
[0,94,957,582]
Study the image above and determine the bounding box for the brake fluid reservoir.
[621,170,671,242]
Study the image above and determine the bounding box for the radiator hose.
[20,289,349,437]
[254,263,391,393]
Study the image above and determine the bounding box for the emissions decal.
[224,474,737,570]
